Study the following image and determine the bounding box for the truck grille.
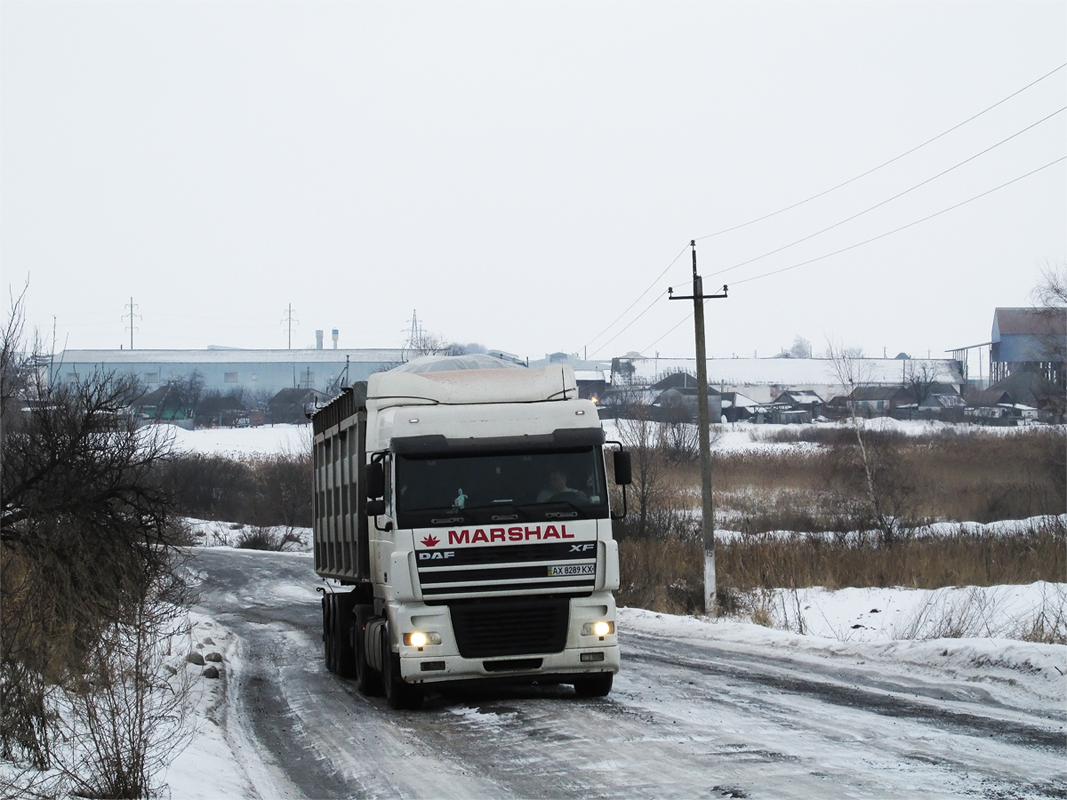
[417,541,597,601]
[449,596,569,658]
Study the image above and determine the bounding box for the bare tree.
[1033,261,1067,307]
[614,390,667,539]
[162,370,204,419]
[2,291,190,792]
[905,361,939,406]
[825,339,916,545]
[1030,262,1067,422]
[658,393,699,464]
[406,331,467,359]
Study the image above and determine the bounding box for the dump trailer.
[312,355,630,709]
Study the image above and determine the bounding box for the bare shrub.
[895,587,998,640]
[155,451,311,528]
[235,525,303,551]
[53,593,193,799]
[1013,583,1067,645]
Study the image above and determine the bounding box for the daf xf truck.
[313,355,630,709]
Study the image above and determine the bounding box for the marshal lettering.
[449,524,573,545]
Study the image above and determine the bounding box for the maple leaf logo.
[421,534,440,547]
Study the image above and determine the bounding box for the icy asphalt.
[182,547,1066,800]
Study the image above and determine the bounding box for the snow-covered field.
[164,422,311,458]
[162,416,1037,460]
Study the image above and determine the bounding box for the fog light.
[404,631,441,647]
[580,651,605,662]
[581,621,614,637]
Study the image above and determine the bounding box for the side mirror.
[613,450,632,486]
[366,461,384,499]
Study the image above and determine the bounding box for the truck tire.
[334,593,357,678]
[322,595,335,673]
[382,625,424,710]
[573,673,613,698]
[354,606,383,696]
[323,592,357,678]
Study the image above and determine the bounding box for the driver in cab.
[537,469,588,503]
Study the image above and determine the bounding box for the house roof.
[774,389,824,403]
[851,386,905,401]
[719,391,759,408]
[993,307,1067,338]
[270,387,326,404]
[965,388,1013,407]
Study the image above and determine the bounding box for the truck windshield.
[395,447,608,528]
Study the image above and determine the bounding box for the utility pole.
[669,240,727,614]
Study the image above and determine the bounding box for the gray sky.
[2,1,1064,363]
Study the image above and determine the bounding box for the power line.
[643,310,693,354]
[694,62,1066,242]
[636,155,1064,353]
[574,63,1066,360]
[587,289,671,359]
[729,155,1066,287]
[580,242,689,353]
[707,106,1066,280]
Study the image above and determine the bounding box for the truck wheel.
[333,594,357,679]
[382,627,424,710]
[573,673,613,698]
[354,607,383,696]
[322,595,336,673]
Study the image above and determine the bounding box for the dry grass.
[615,426,1066,623]
[617,537,704,614]
[715,518,1066,593]
[618,518,1066,617]
[719,427,1066,528]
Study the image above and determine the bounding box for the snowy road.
[188,548,1066,799]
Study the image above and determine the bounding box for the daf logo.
[569,543,595,552]
[418,551,456,561]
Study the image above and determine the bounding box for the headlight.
[581,621,614,637]
[404,631,441,648]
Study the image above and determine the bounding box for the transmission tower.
[281,304,299,349]
[405,309,424,354]
[123,297,141,350]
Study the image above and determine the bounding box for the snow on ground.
[619,605,1067,711]
[742,581,1067,645]
[163,611,253,799]
[162,422,311,458]
[160,550,1066,799]
[185,517,313,550]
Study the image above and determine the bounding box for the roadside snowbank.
[734,581,1067,645]
[619,605,1067,710]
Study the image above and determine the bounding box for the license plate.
[548,564,596,577]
